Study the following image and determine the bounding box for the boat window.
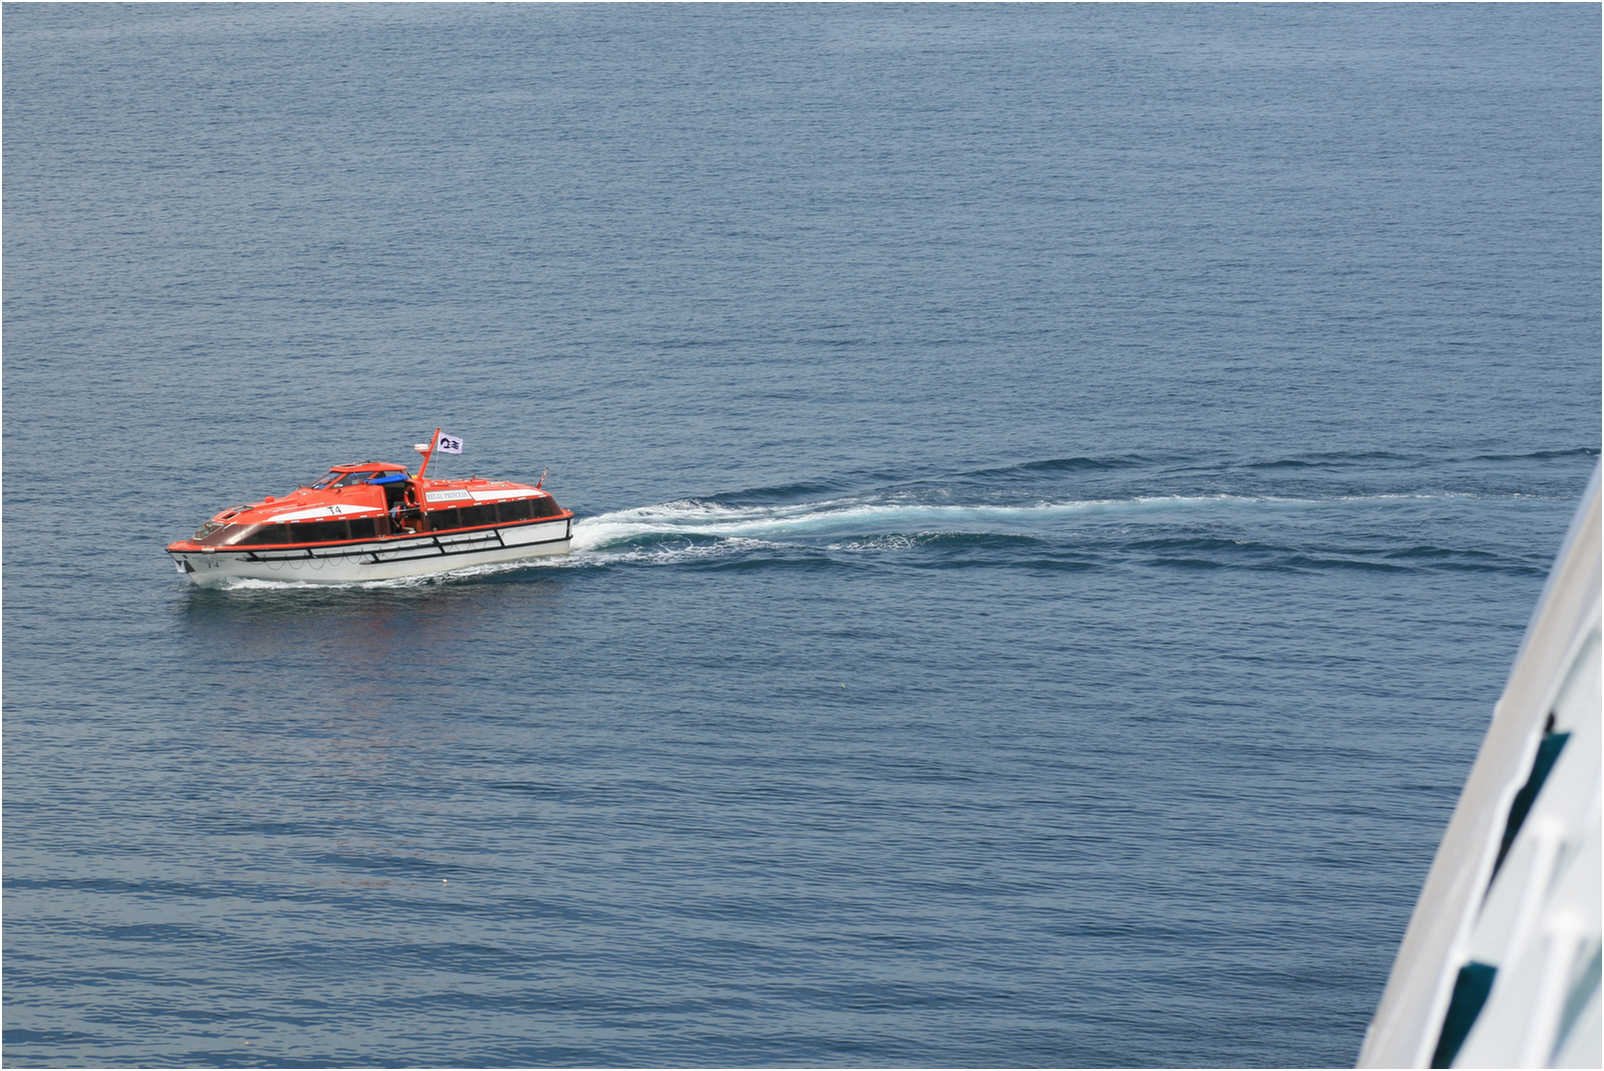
[459,504,499,528]
[421,499,557,530]
[238,524,291,546]
[310,471,342,490]
[194,522,243,547]
[498,498,534,522]
[347,518,379,540]
[290,520,350,543]
[196,523,262,547]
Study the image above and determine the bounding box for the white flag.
[436,432,464,454]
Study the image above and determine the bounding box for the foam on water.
[571,489,1502,552]
[572,493,1233,549]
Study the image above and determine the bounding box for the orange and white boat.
[166,429,574,585]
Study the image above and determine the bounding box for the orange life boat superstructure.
[166,429,574,584]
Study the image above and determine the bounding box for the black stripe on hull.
[169,518,573,566]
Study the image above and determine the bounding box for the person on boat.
[394,481,422,533]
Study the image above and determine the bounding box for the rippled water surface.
[4,5,1599,1067]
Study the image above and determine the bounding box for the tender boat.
[166,429,574,585]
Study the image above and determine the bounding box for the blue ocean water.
[3,5,1598,1067]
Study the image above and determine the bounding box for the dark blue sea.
[3,5,1598,1067]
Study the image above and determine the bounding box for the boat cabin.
[183,458,563,550]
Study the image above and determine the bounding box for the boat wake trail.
[574,493,1260,554]
[558,487,1541,575]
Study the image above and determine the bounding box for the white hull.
[170,517,572,585]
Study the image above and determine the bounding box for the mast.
[414,427,442,480]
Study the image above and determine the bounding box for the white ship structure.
[1360,465,1600,1068]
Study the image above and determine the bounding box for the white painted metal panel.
[1359,466,1600,1069]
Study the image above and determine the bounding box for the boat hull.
[169,517,572,585]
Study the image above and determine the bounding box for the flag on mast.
[436,431,464,454]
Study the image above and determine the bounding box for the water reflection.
[170,566,568,737]
[164,566,573,850]
[175,565,565,658]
